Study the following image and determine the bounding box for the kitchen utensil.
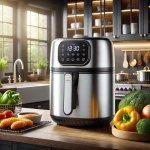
[136,66,150,82]
[70,22,83,29]
[95,19,103,26]
[122,24,130,34]
[116,71,128,82]
[50,37,115,126]
[137,51,142,65]
[93,32,100,37]
[143,51,150,64]
[123,51,128,68]
[130,23,139,34]
[129,51,137,67]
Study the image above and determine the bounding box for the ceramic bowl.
[70,22,83,29]
[18,112,42,124]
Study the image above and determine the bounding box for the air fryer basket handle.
[63,73,78,115]
[72,73,79,109]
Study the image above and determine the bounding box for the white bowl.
[70,22,83,29]
[95,19,103,26]
[18,112,42,124]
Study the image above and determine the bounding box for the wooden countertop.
[0,108,149,150]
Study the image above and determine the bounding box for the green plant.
[0,57,8,69]
[34,59,48,69]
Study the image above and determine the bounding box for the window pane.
[28,46,31,61]
[0,39,3,57]
[27,11,31,25]
[0,22,2,35]
[27,26,31,38]
[31,44,38,62]
[3,23,12,36]
[39,14,47,28]
[39,28,47,40]
[3,5,13,23]
[30,26,38,39]
[30,11,38,26]
[5,63,13,73]
[0,5,2,21]
[3,38,13,62]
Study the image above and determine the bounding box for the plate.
[0,121,51,133]
[112,125,150,142]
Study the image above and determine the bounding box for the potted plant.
[0,57,8,87]
[34,59,48,80]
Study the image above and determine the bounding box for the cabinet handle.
[143,34,147,37]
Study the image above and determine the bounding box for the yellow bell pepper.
[113,106,141,132]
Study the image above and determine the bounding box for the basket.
[0,103,22,115]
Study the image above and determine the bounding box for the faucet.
[13,59,24,83]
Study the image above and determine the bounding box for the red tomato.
[3,110,14,118]
[0,113,6,119]
[142,104,150,119]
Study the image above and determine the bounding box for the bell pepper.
[0,90,20,104]
[113,106,141,131]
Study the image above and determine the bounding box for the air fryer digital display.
[58,40,90,65]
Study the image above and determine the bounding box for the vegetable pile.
[113,90,150,134]
[0,90,20,104]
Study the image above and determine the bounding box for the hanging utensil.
[137,51,142,65]
[143,51,150,64]
[129,51,137,67]
[123,51,128,68]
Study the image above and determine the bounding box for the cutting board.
[112,125,150,142]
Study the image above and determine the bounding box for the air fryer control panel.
[58,40,90,65]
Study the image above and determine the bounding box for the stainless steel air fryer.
[50,37,115,126]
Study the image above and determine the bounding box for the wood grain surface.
[0,108,149,150]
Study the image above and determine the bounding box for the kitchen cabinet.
[113,0,150,40]
[63,0,150,41]
[92,0,113,37]
[64,0,85,37]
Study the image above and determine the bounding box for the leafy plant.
[0,57,8,69]
[34,59,48,69]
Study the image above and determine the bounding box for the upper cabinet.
[63,0,150,41]
[65,0,85,37]
[113,0,150,40]
[92,0,113,37]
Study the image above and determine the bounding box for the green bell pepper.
[0,90,20,104]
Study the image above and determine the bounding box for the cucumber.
[136,119,150,134]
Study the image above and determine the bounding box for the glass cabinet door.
[92,0,113,37]
[67,0,84,37]
[120,0,140,35]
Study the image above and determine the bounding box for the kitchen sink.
[2,82,50,104]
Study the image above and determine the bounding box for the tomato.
[0,113,6,119]
[142,104,150,119]
[2,110,14,118]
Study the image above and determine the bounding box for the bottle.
[18,75,22,83]
[8,76,11,84]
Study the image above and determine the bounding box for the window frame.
[0,1,17,74]
[27,6,51,72]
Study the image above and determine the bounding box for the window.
[27,10,48,72]
[0,4,14,72]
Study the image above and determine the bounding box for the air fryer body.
[50,38,115,126]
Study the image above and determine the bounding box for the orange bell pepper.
[113,106,141,131]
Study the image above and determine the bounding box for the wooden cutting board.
[112,125,150,142]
